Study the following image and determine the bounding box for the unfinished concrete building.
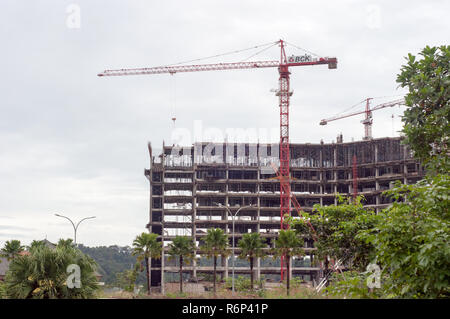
[144,136,424,290]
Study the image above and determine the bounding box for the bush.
[4,243,99,299]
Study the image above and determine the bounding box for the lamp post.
[54,213,96,245]
[215,202,253,295]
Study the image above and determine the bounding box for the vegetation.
[77,244,146,285]
[288,45,450,299]
[359,175,450,298]
[293,196,377,272]
[168,236,196,293]
[1,240,25,260]
[115,267,139,293]
[201,228,230,295]
[272,229,303,296]
[132,232,162,295]
[237,233,266,291]
[396,45,449,173]
[28,240,47,252]
[3,239,99,299]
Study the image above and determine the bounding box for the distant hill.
[77,244,145,285]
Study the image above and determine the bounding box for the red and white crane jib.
[97,57,337,77]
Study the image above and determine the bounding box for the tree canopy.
[4,240,99,299]
[396,45,449,173]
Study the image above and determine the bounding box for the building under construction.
[144,136,424,290]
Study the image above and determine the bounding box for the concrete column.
[161,155,166,294]
[334,184,338,205]
[256,167,261,280]
[161,243,165,294]
[224,167,229,279]
[403,145,408,184]
[348,171,352,194]
[192,172,197,278]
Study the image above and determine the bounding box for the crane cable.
[167,41,279,66]
[331,95,405,118]
[284,40,323,58]
[242,41,279,61]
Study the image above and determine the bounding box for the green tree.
[237,233,266,291]
[202,228,229,295]
[168,236,196,293]
[28,240,45,252]
[396,45,450,173]
[1,240,24,260]
[132,232,161,295]
[4,241,99,298]
[272,229,303,296]
[58,238,75,248]
[292,196,377,272]
[359,175,450,298]
[115,267,139,293]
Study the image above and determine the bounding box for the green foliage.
[202,228,229,258]
[132,232,161,294]
[272,229,303,259]
[166,291,188,298]
[238,233,266,261]
[77,244,145,285]
[168,236,196,292]
[324,271,383,299]
[115,268,138,292]
[168,236,196,265]
[237,233,266,291]
[293,195,378,271]
[224,275,266,293]
[272,229,303,296]
[4,240,99,299]
[396,45,450,173]
[201,228,229,294]
[28,240,46,252]
[132,232,162,262]
[0,281,6,299]
[359,174,450,298]
[58,238,75,248]
[1,240,24,260]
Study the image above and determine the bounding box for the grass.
[98,281,329,299]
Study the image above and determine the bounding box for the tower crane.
[98,39,337,280]
[319,98,405,140]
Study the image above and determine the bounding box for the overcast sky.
[0,0,448,247]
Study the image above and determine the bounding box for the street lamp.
[54,213,96,245]
[214,202,254,295]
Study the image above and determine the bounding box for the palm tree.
[168,236,196,293]
[273,229,304,296]
[1,240,24,260]
[4,243,99,298]
[238,233,266,291]
[57,238,75,248]
[202,228,229,295]
[28,240,45,252]
[132,232,162,295]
